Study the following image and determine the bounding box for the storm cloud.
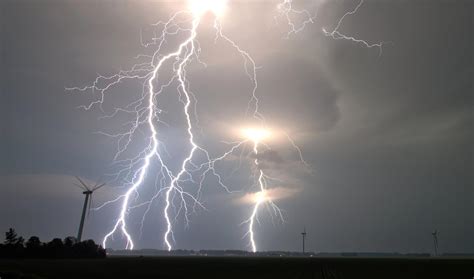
[1,0,472,253]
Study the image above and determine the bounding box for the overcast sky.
[1,0,472,253]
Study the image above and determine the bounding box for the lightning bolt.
[244,138,284,253]
[68,1,267,251]
[68,0,385,252]
[322,0,385,55]
[68,7,228,250]
[235,0,385,252]
[275,0,385,54]
[276,0,317,37]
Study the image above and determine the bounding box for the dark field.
[0,256,472,279]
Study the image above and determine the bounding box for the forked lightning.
[69,0,383,251]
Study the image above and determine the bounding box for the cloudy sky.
[1,0,472,253]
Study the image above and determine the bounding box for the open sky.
[1,0,472,253]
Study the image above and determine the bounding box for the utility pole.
[301,227,307,254]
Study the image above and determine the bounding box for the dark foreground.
[0,256,472,279]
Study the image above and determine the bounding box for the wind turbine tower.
[432,230,439,256]
[74,177,105,242]
[301,227,307,254]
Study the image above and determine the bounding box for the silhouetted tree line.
[0,228,106,258]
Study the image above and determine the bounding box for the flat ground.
[0,256,472,279]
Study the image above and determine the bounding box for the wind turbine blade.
[73,182,87,191]
[94,176,104,189]
[76,176,91,191]
[92,183,106,192]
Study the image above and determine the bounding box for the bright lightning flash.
[69,0,242,251]
[242,128,271,143]
[189,0,228,17]
[69,0,385,252]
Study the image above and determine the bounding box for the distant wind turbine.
[301,227,307,254]
[432,230,439,256]
[74,177,105,242]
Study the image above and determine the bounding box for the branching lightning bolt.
[68,4,238,250]
[236,0,385,252]
[276,0,317,37]
[322,0,385,55]
[243,137,284,253]
[68,0,385,252]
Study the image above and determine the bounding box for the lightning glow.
[68,0,385,252]
[189,0,228,16]
[242,128,271,143]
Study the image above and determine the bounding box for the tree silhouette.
[0,228,106,259]
[25,236,42,258]
[45,238,64,258]
[4,228,20,245]
[26,236,41,249]
[64,236,77,248]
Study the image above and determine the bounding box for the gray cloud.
[1,0,472,253]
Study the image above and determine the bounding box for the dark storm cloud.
[258,55,341,132]
[1,0,472,253]
[304,0,473,253]
[317,0,473,146]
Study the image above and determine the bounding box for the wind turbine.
[74,177,105,242]
[301,227,307,254]
[432,230,439,256]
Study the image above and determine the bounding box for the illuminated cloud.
[236,186,301,205]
